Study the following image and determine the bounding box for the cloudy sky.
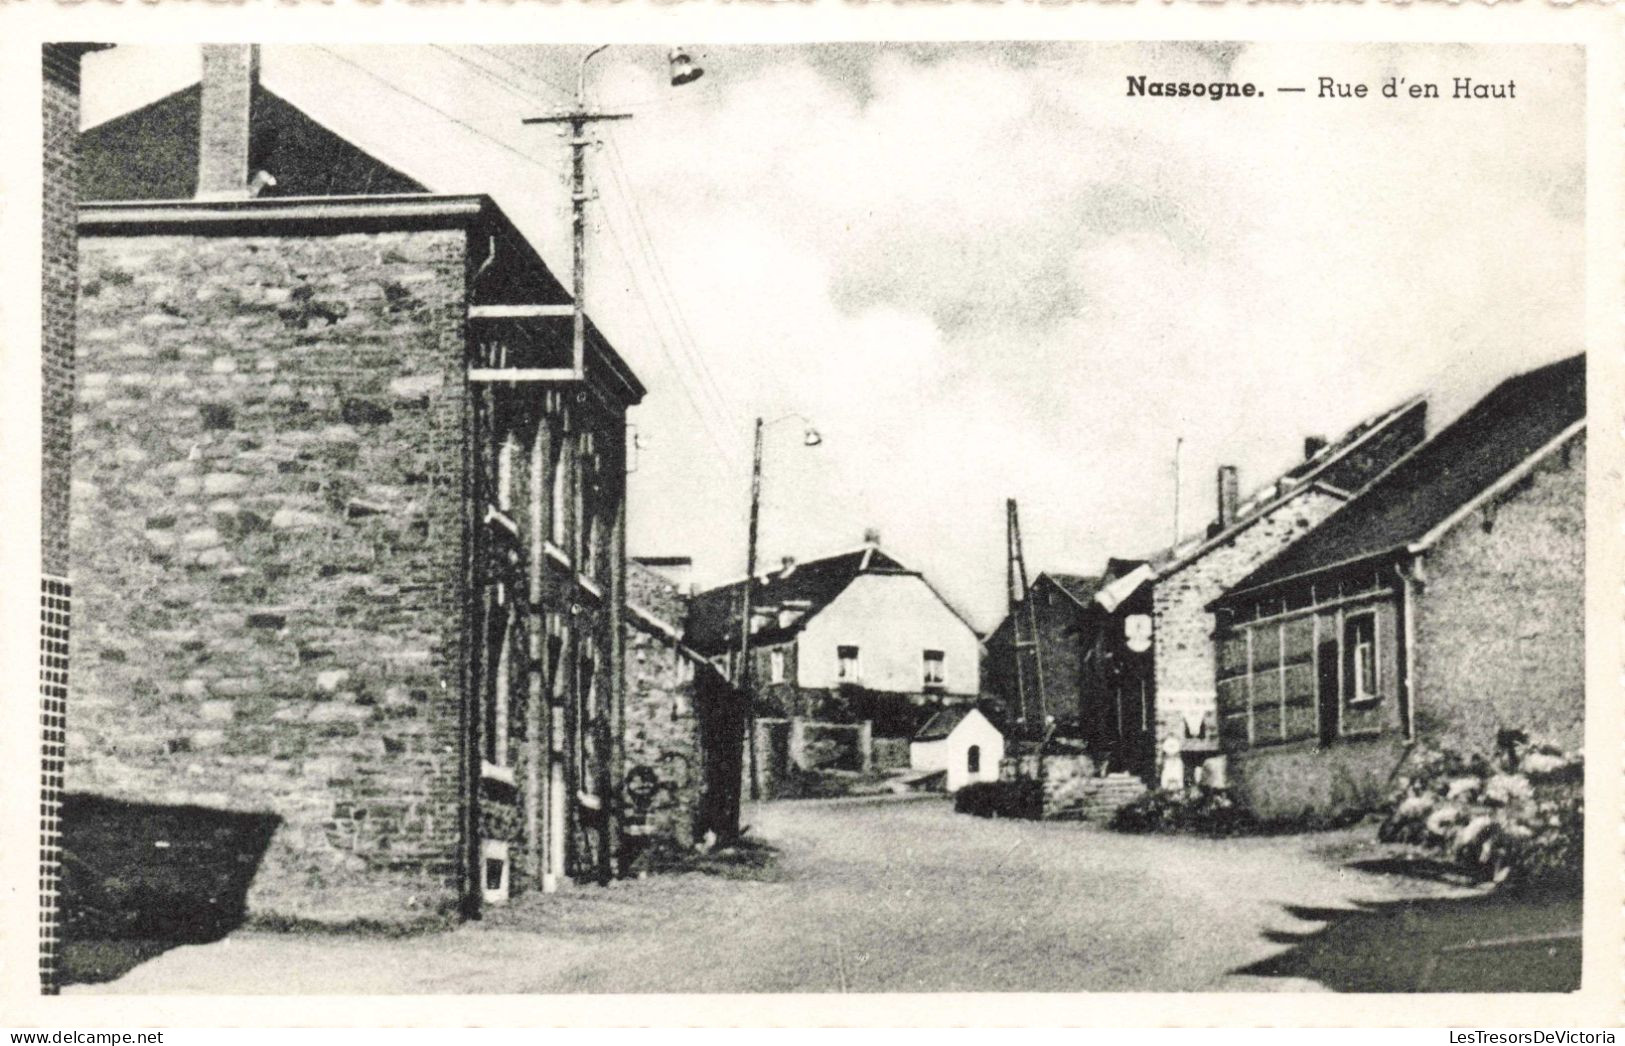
[81,42,1585,630]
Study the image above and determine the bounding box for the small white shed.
[910,706,1005,792]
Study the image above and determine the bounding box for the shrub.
[1109,786,1259,837]
[955,780,1042,820]
[1379,733,1582,892]
[1108,786,1366,837]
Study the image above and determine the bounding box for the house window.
[967,744,981,774]
[549,443,568,547]
[923,649,945,690]
[1343,612,1378,705]
[769,648,786,684]
[837,645,860,683]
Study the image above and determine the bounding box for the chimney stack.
[862,528,881,547]
[1216,466,1239,529]
[780,555,796,574]
[1304,435,1329,462]
[196,44,260,200]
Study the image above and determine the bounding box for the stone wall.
[1227,734,1407,820]
[1414,433,1585,753]
[999,753,1147,821]
[623,619,707,850]
[69,227,470,923]
[1152,487,1345,747]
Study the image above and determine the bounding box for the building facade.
[982,573,1100,739]
[623,561,744,852]
[910,706,1005,792]
[1210,355,1585,817]
[65,45,643,927]
[1079,397,1427,787]
[685,537,981,737]
[41,39,113,996]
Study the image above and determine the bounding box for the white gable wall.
[910,710,1004,791]
[796,572,979,695]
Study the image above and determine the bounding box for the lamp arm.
[577,44,612,107]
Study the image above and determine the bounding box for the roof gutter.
[1212,416,1587,611]
[81,193,489,233]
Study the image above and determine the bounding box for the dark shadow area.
[1236,892,1581,992]
[60,793,280,986]
[1347,856,1486,888]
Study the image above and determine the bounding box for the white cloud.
[80,42,1586,629]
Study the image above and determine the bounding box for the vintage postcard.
[1,0,1621,1029]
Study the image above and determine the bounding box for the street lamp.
[520,46,706,887]
[739,412,822,806]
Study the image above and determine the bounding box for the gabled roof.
[684,545,911,656]
[1043,573,1103,609]
[913,705,1000,743]
[1154,396,1426,581]
[1219,353,1585,603]
[81,83,428,202]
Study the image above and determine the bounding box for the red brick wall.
[1414,432,1585,752]
[69,227,471,923]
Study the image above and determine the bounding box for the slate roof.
[914,705,981,742]
[81,83,428,201]
[1220,353,1585,602]
[1045,573,1103,609]
[684,546,910,656]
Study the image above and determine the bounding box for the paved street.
[70,796,1574,994]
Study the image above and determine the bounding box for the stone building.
[40,39,112,996]
[982,572,1100,738]
[1209,354,1585,817]
[623,561,745,853]
[1081,396,1427,786]
[65,45,644,927]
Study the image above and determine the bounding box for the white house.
[685,532,981,729]
[910,707,1005,792]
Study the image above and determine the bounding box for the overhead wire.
[452,45,742,440]
[309,44,747,474]
[439,45,746,459]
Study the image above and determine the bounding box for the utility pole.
[739,417,765,803]
[1006,499,1045,739]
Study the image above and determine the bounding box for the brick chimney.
[1216,465,1239,529]
[196,44,259,200]
[1304,435,1329,461]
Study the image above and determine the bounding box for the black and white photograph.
[9,13,1623,1026]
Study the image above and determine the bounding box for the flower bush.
[1108,786,1365,837]
[1379,732,1582,891]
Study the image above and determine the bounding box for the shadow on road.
[60,793,281,986]
[1236,892,1582,992]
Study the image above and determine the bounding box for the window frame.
[836,644,860,684]
[769,647,786,685]
[923,648,946,690]
[1342,610,1380,709]
[966,743,981,774]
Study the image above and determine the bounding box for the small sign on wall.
[1125,614,1152,653]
